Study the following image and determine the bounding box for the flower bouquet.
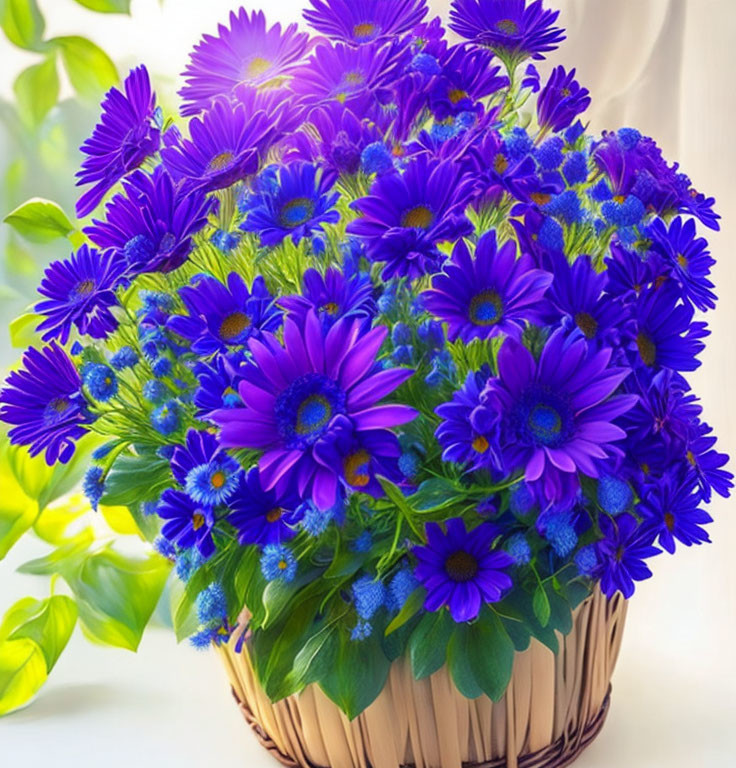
[1,0,731,766]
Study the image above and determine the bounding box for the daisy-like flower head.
[0,343,91,464]
[76,66,160,218]
[685,421,733,502]
[228,467,303,545]
[167,273,282,357]
[481,330,639,503]
[303,0,428,46]
[212,311,417,510]
[413,518,514,622]
[423,231,552,343]
[35,244,126,344]
[279,267,376,328]
[536,66,590,133]
[84,168,213,276]
[156,489,217,559]
[161,98,276,194]
[170,429,241,507]
[347,154,475,279]
[449,0,565,64]
[193,352,245,418]
[241,162,340,247]
[179,8,312,116]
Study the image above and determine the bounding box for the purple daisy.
[347,154,475,279]
[649,216,717,312]
[278,267,375,328]
[632,283,708,372]
[481,330,638,503]
[84,168,213,275]
[422,231,552,343]
[35,244,125,344]
[413,518,513,622]
[76,66,160,218]
[435,368,496,472]
[179,9,312,116]
[167,273,281,356]
[241,162,340,247]
[639,471,712,554]
[193,352,245,417]
[0,343,90,464]
[169,429,241,507]
[228,467,303,546]
[161,98,275,194]
[212,311,417,510]
[303,0,428,45]
[449,0,565,62]
[536,66,591,133]
[686,422,733,502]
[157,489,216,559]
[595,513,660,599]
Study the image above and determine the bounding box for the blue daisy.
[156,489,217,559]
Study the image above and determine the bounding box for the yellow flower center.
[401,205,434,229]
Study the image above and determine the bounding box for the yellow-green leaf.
[72,0,131,12]
[0,638,47,715]
[13,54,59,127]
[4,197,74,243]
[1,0,46,51]
[99,504,142,538]
[0,443,39,560]
[52,36,118,100]
[33,494,90,545]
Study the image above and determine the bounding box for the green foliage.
[13,55,59,127]
[0,0,46,51]
[52,36,119,101]
[4,197,75,243]
[8,312,43,348]
[0,638,47,715]
[409,609,453,679]
[72,0,131,12]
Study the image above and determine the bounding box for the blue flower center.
[123,234,155,266]
[514,388,572,448]
[495,19,520,36]
[69,279,96,302]
[353,22,380,41]
[219,312,251,342]
[469,290,503,326]
[275,373,346,449]
[445,550,479,582]
[43,396,72,426]
[343,449,371,487]
[280,197,315,228]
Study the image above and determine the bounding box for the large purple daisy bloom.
[413,518,513,622]
[84,168,212,275]
[161,99,275,194]
[0,343,90,464]
[303,0,428,46]
[167,273,281,356]
[156,489,216,559]
[35,244,125,343]
[241,163,340,247]
[347,154,475,279]
[449,0,565,62]
[76,66,160,218]
[481,330,638,502]
[169,429,241,507]
[228,467,303,546]
[537,66,590,133]
[179,9,311,116]
[423,231,552,343]
[649,216,717,312]
[212,311,417,510]
[278,267,375,328]
[595,513,660,599]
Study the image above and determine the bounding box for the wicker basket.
[218,589,627,768]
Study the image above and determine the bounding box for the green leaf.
[52,36,118,100]
[72,0,131,12]
[261,567,323,629]
[13,55,58,127]
[68,548,170,651]
[409,609,453,679]
[4,198,74,243]
[2,596,77,673]
[290,619,340,690]
[169,576,200,643]
[385,586,425,635]
[18,529,94,576]
[467,609,515,701]
[33,495,89,545]
[0,439,40,560]
[533,583,551,628]
[100,451,171,508]
[8,312,43,348]
[447,624,484,699]
[499,615,531,652]
[409,478,465,512]
[0,0,46,51]
[0,638,47,715]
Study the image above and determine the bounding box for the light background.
[1,1,735,766]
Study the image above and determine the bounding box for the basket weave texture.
[218,589,627,768]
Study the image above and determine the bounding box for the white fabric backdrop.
[1,1,735,766]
